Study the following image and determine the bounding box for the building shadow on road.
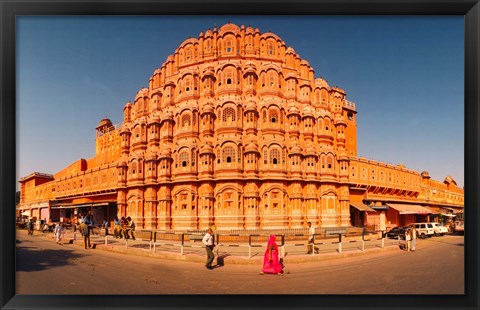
[16,241,86,273]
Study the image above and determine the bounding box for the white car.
[431,222,448,236]
[410,223,435,238]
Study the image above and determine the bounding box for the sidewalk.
[21,229,401,265]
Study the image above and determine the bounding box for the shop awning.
[441,213,456,217]
[386,203,431,215]
[51,202,110,209]
[50,205,78,209]
[77,203,110,208]
[370,205,389,211]
[19,202,49,209]
[350,202,376,212]
[424,206,441,214]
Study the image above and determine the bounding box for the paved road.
[16,231,464,294]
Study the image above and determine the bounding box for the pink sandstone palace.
[18,23,464,232]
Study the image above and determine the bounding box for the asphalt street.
[16,230,464,294]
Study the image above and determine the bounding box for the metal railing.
[47,227,389,258]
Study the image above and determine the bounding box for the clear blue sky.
[17,16,464,189]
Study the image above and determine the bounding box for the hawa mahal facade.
[18,23,464,231]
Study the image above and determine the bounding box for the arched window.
[223,146,235,163]
[225,40,232,53]
[325,118,331,131]
[185,47,192,61]
[181,113,191,127]
[270,148,280,165]
[185,78,191,92]
[191,149,196,167]
[269,109,279,123]
[327,155,334,169]
[267,42,275,55]
[317,117,323,131]
[224,68,235,85]
[268,72,276,87]
[223,107,236,122]
[180,151,189,167]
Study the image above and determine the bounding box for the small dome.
[302,106,314,118]
[319,145,335,153]
[245,26,255,34]
[145,150,158,161]
[286,47,296,54]
[300,59,310,66]
[149,114,160,124]
[421,171,431,178]
[159,147,171,159]
[444,176,456,185]
[315,78,330,90]
[332,86,346,94]
[245,142,259,153]
[96,117,112,129]
[123,101,132,110]
[199,143,214,155]
[288,103,300,115]
[305,146,317,156]
[135,88,149,101]
[120,124,130,134]
[162,110,174,120]
[337,152,348,159]
[290,144,302,154]
[243,61,257,75]
[219,22,240,34]
[334,117,346,126]
[245,99,257,112]
[202,103,214,114]
[202,66,215,77]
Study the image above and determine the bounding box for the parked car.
[386,226,408,239]
[410,222,435,238]
[431,222,448,236]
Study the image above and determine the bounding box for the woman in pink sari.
[260,235,284,275]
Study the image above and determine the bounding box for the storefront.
[385,203,431,227]
[17,201,50,229]
[50,202,117,226]
[350,202,377,229]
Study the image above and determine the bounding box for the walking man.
[405,229,411,251]
[27,219,34,236]
[202,228,215,270]
[307,222,319,254]
[113,216,121,238]
[80,213,92,249]
[410,225,417,252]
[54,222,64,244]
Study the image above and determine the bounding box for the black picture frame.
[1,1,478,309]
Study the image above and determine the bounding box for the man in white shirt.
[410,225,417,252]
[307,221,320,254]
[202,228,215,270]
